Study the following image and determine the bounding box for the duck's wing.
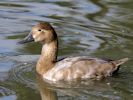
[55,56,109,69]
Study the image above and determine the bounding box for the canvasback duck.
[19,22,129,82]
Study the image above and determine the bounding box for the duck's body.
[19,22,128,82]
[43,56,118,81]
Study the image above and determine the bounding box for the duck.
[19,22,129,82]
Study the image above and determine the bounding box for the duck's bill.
[18,33,34,44]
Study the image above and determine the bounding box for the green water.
[0,0,133,100]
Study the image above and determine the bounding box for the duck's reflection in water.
[36,74,58,100]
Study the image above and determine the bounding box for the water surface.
[0,0,133,100]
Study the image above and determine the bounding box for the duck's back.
[43,56,128,81]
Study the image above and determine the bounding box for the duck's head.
[19,22,57,44]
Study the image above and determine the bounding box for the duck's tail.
[111,58,129,67]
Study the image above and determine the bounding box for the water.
[0,0,133,100]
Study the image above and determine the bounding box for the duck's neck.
[36,40,58,75]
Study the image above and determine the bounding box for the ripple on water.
[9,62,36,89]
[0,86,16,100]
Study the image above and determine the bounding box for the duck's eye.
[38,29,41,31]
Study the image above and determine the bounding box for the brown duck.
[19,22,129,82]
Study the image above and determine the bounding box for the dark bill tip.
[18,33,34,44]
